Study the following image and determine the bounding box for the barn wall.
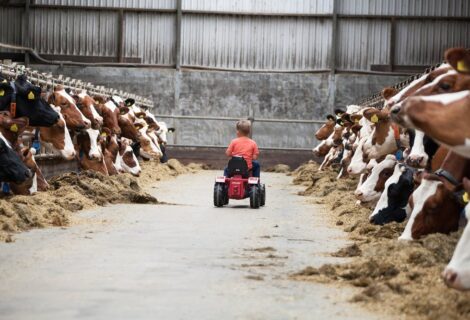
[31,65,408,149]
[2,0,469,70]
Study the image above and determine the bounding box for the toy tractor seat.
[227,156,250,178]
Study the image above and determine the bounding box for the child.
[224,120,260,177]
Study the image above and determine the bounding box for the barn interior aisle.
[0,171,383,320]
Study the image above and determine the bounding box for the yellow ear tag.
[101,132,107,137]
[28,91,35,100]
[1,79,6,83]
[10,124,18,133]
[370,114,379,123]
[0,89,4,97]
[463,192,469,204]
[457,60,469,72]
[354,118,359,123]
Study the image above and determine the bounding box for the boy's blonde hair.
[236,120,251,136]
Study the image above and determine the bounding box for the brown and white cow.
[442,177,470,291]
[117,138,141,177]
[355,154,396,203]
[399,151,469,241]
[315,114,336,141]
[74,90,104,129]
[76,129,108,175]
[48,85,91,130]
[39,106,76,160]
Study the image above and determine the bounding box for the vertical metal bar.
[117,9,125,63]
[389,17,396,72]
[175,0,182,70]
[330,0,338,74]
[24,0,31,66]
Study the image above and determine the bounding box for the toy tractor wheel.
[260,184,266,207]
[214,183,225,207]
[250,185,260,209]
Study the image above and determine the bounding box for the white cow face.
[355,155,396,203]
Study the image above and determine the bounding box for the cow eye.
[439,83,452,91]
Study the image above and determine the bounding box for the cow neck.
[432,152,470,190]
[373,119,391,145]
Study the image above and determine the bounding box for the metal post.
[328,0,338,110]
[389,17,396,72]
[175,0,182,70]
[24,0,31,66]
[117,9,125,63]
[330,0,337,74]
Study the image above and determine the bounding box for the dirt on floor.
[291,161,470,320]
[0,159,201,242]
[265,164,291,173]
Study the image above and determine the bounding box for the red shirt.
[226,137,259,169]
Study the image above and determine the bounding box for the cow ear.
[382,87,398,100]
[119,107,129,115]
[168,127,176,133]
[363,108,388,123]
[351,124,362,134]
[350,114,362,124]
[445,47,470,74]
[326,114,335,122]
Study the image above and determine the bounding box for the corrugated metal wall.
[124,13,175,65]
[34,0,176,10]
[337,0,470,17]
[181,15,331,70]
[1,0,469,70]
[183,0,332,14]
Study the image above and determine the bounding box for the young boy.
[224,120,260,177]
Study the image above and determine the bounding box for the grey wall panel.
[337,19,390,70]
[0,8,24,53]
[124,13,175,65]
[338,0,470,17]
[34,0,176,9]
[30,9,119,57]
[183,0,333,14]
[181,15,332,71]
[395,20,470,66]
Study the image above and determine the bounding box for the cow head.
[74,91,104,129]
[399,173,462,241]
[0,76,60,127]
[315,114,336,140]
[10,147,42,195]
[442,177,470,291]
[77,129,108,175]
[0,133,32,183]
[0,112,29,147]
[118,138,141,177]
[39,106,76,160]
[96,101,121,135]
[355,154,396,203]
[369,164,414,225]
[49,85,91,130]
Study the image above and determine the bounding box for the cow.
[354,154,396,203]
[313,124,343,158]
[0,132,32,183]
[117,138,141,177]
[39,106,76,160]
[369,163,414,225]
[392,91,470,159]
[398,152,469,241]
[94,98,121,135]
[0,75,59,127]
[76,129,108,175]
[74,90,104,129]
[315,114,336,141]
[48,85,91,130]
[10,147,45,195]
[442,177,470,291]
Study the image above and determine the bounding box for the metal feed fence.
[0,60,153,159]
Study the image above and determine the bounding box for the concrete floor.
[0,171,383,320]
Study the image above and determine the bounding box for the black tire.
[214,183,225,207]
[260,184,266,207]
[250,185,260,209]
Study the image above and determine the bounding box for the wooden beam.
[117,9,125,63]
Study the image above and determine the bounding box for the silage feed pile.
[0,159,199,242]
[291,161,470,320]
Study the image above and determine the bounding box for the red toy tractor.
[213,157,266,209]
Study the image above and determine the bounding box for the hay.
[265,164,291,173]
[291,162,470,320]
[0,159,198,242]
